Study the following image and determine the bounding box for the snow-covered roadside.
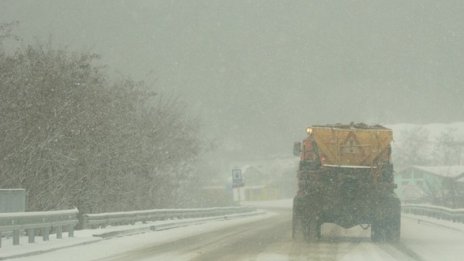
[7,198,464,261]
[402,213,464,232]
[243,199,464,260]
[241,199,293,209]
[400,214,464,261]
[1,211,271,260]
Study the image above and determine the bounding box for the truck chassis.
[292,162,400,242]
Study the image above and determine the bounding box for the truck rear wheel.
[371,216,400,242]
[292,214,310,241]
[371,196,401,242]
[305,219,320,241]
[292,210,300,240]
[371,221,384,242]
[385,204,401,242]
[292,198,306,241]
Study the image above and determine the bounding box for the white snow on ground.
[338,213,464,261]
[253,253,384,261]
[245,200,464,261]
[255,250,397,261]
[339,243,399,261]
[241,199,293,209]
[5,199,464,261]
[137,253,193,261]
[401,214,464,261]
[403,213,464,232]
[5,212,274,261]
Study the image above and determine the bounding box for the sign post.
[232,169,244,202]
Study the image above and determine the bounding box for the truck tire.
[306,219,319,241]
[371,196,401,242]
[293,215,309,241]
[292,210,300,240]
[385,216,400,242]
[371,221,384,242]
[385,202,401,242]
[292,198,305,241]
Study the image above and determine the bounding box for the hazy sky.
[2,0,464,160]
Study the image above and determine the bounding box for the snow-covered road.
[7,202,464,261]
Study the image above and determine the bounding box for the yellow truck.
[292,123,400,241]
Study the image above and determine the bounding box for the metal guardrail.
[0,206,256,247]
[0,209,78,247]
[402,204,464,223]
[81,206,256,229]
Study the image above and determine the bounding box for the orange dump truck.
[292,123,400,242]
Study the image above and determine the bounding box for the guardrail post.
[56,226,63,239]
[42,227,49,241]
[81,214,89,230]
[13,229,20,245]
[27,228,35,243]
[68,224,74,237]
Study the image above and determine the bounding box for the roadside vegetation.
[0,22,206,213]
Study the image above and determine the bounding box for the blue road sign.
[232,168,244,188]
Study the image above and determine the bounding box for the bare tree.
[0,35,202,212]
[432,128,463,166]
[392,126,431,169]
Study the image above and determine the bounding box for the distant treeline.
[0,22,203,213]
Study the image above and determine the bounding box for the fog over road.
[2,1,464,161]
